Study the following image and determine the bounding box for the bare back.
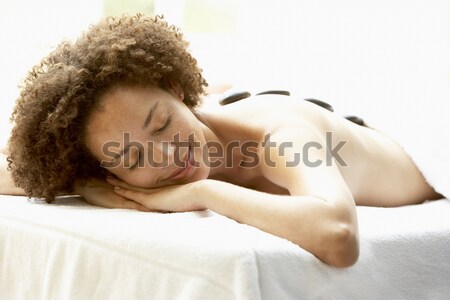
[200,95,439,206]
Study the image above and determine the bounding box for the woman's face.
[84,83,210,188]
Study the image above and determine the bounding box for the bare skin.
[1,83,441,268]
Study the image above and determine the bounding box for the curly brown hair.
[7,14,208,202]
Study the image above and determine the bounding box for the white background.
[0,0,448,149]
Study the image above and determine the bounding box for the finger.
[120,198,154,212]
[106,176,129,187]
[114,187,169,212]
[114,186,148,204]
[106,176,150,192]
[83,189,153,212]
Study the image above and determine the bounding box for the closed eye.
[128,150,142,171]
[154,115,172,135]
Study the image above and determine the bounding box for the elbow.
[324,222,360,268]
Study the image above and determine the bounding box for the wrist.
[72,180,86,196]
[190,179,216,210]
[72,183,83,196]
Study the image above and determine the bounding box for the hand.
[106,176,207,212]
[74,177,152,212]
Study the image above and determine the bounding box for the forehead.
[84,84,166,159]
[100,84,161,109]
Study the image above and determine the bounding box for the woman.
[2,14,441,268]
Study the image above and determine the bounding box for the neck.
[193,110,241,180]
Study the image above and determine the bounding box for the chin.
[190,164,210,182]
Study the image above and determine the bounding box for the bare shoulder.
[213,95,333,132]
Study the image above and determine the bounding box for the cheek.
[116,168,158,188]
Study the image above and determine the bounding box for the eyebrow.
[110,101,160,162]
[142,101,159,130]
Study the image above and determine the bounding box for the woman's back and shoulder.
[199,95,439,206]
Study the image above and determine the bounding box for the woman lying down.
[2,14,441,268]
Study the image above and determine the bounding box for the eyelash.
[128,151,142,171]
[128,115,172,171]
[153,115,172,135]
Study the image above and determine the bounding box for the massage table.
[1,194,449,300]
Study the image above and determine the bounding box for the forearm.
[196,179,359,267]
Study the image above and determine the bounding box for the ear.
[164,79,184,102]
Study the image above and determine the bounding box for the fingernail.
[114,186,121,190]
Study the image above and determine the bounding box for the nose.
[149,141,177,167]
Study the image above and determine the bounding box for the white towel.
[1,195,450,300]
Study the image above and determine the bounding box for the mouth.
[168,142,194,181]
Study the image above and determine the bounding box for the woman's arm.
[109,125,360,268]
[197,180,359,268]
[74,177,152,212]
[0,149,148,212]
[111,177,358,268]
